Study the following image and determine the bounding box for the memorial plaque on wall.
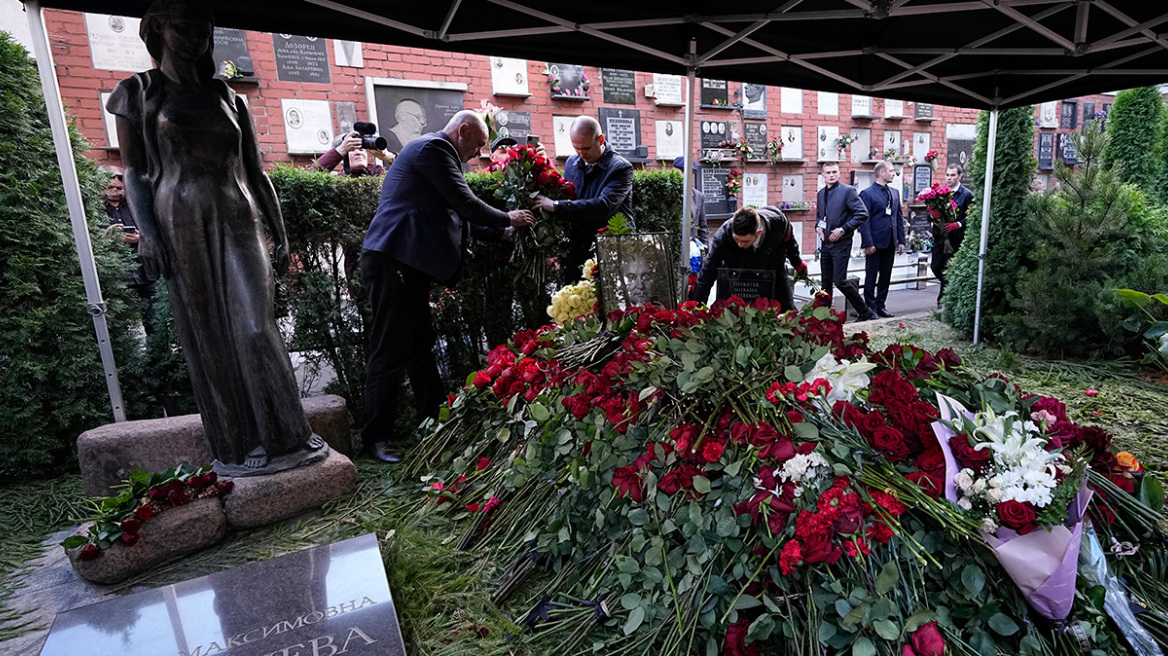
[38,534,407,656]
[909,208,933,237]
[372,82,465,153]
[656,120,684,160]
[84,14,153,72]
[744,122,769,157]
[1082,101,1096,129]
[915,103,934,120]
[597,107,647,160]
[700,79,729,107]
[780,87,802,114]
[602,68,637,105]
[701,120,731,150]
[1038,132,1055,170]
[334,40,363,67]
[782,174,804,204]
[817,125,840,161]
[1038,101,1059,128]
[851,128,871,163]
[701,168,734,218]
[883,130,901,159]
[490,57,529,96]
[552,115,574,156]
[884,98,906,118]
[947,139,974,179]
[493,109,532,141]
[333,101,356,137]
[1060,100,1078,130]
[282,98,333,154]
[818,91,839,116]
[273,34,330,83]
[653,73,685,105]
[716,269,776,302]
[742,84,768,120]
[913,165,932,196]
[912,131,931,160]
[781,125,803,160]
[852,95,874,117]
[1058,132,1079,165]
[212,28,253,79]
[547,63,587,99]
[743,173,768,207]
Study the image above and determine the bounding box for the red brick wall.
[42,8,1123,251]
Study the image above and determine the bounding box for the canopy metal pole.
[26,0,126,421]
[972,108,998,346]
[680,39,697,296]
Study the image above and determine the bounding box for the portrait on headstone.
[596,233,677,312]
[656,120,684,160]
[272,34,330,84]
[552,115,575,156]
[742,84,768,120]
[782,175,805,205]
[492,109,532,142]
[333,101,357,138]
[282,98,334,155]
[84,13,153,72]
[912,132,931,160]
[1038,101,1059,128]
[817,125,840,161]
[371,82,465,153]
[781,126,803,160]
[491,57,529,96]
[743,173,768,207]
[547,63,587,99]
[701,120,732,150]
[744,123,768,159]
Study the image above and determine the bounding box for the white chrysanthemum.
[803,354,877,403]
[778,451,830,487]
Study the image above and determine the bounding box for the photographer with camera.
[101,165,159,333]
[311,121,394,177]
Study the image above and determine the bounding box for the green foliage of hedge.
[0,34,144,477]
[1103,86,1164,197]
[942,107,1037,338]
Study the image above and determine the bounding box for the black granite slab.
[38,533,404,656]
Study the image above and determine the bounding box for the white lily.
[803,354,877,404]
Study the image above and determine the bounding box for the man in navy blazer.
[361,111,534,463]
[816,162,877,322]
[931,163,975,307]
[536,116,635,282]
[858,161,906,317]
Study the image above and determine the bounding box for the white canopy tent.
[20,0,1168,420]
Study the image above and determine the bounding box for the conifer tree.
[1102,86,1164,197]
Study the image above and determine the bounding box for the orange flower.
[1115,451,1144,473]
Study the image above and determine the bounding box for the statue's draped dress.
[108,70,312,465]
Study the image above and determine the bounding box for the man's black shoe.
[856,311,879,322]
[368,440,404,464]
[876,307,895,318]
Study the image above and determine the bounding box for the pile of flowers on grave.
[407,294,1167,656]
[62,463,233,561]
[548,257,599,324]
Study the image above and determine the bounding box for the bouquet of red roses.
[916,183,959,254]
[492,145,576,286]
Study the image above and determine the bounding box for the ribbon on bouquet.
[930,393,1091,621]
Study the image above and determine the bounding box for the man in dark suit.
[673,156,708,245]
[858,161,906,318]
[691,206,805,311]
[931,163,975,308]
[361,111,535,463]
[535,116,634,282]
[816,162,877,322]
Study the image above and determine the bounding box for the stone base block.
[79,395,353,497]
[67,497,226,585]
[222,449,357,531]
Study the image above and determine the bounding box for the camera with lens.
[353,121,386,151]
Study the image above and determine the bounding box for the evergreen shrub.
[1102,86,1164,197]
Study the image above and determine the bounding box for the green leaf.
[527,403,549,422]
[851,636,876,656]
[620,593,641,610]
[693,475,712,494]
[1139,474,1164,513]
[628,508,650,526]
[961,564,985,598]
[873,619,900,641]
[60,536,88,549]
[987,613,1019,636]
[784,364,804,382]
[623,606,645,635]
[835,599,852,618]
[746,613,775,643]
[793,422,818,440]
[875,561,899,596]
[617,556,640,574]
[903,609,937,634]
[817,620,837,645]
[724,459,743,476]
[734,595,762,610]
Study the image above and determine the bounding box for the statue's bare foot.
[244,446,268,469]
[306,434,325,450]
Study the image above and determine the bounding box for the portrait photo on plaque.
[371,81,465,153]
[742,84,767,120]
[491,57,530,96]
[547,63,588,99]
[596,233,677,312]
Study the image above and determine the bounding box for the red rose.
[870,426,909,460]
[905,471,942,499]
[1031,396,1067,422]
[119,518,141,535]
[759,437,796,462]
[1045,421,1077,450]
[702,440,725,463]
[948,434,991,473]
[120,533,140,547]
[166,489,186,505]
[133,505,154,521]
[996,500,1037,534]
[723,618,760,656]
[78,544,101,561]
[658,465,699,496]
[1077,426,1112,454]
[800,532,843,565]
[472,371,491,389]
[914,448,947,476]
[935,348,961,369]
[910,621,946,656]
[1109,473,1136,494]
[861,412,886,437]
[216,480,234,494]
[611,466,645,502]
[833,506,865,535]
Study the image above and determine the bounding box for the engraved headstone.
[653,73,685,105]
[597,107,646,160]
[547,63,587,99]
[282,99,334,154]
[1082,101,1096,130]
[946,139,974,180]
[490,57,529,96]
[909,208,933,237]
[817,125,840,161]
[701,168,733,219]
[884,99,906,118]
[552,115,574,156]
[883,130,901,159]
[743,173,768,207]
[601,68,636,105]
[913,165,932,196]
[371,82,466,153]
[700,120,732,150]
[492,109,532,142]
[912,131,931,160]
[915,103,934,120]
[782,174,805,205]
[272,34,331,84]
[38,534,405,656]
[742,84,767,120]
[655,120,684,160]
[1038,132,1055,170]
[781,126,803,160]
[1038,101,1059,128]
[744,122,768,157]
[84,13,153,72]
[851,95,874,117]
[1058,132,1079,165]
[717,269,776,302]
[333,101,357,137]
[700,79,729,108]
[1060,100,1078,130]
[212,28,253,79]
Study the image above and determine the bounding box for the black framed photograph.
[596,233,677,312]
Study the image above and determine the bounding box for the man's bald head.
[569,115,606,164]
[443,110,489,163]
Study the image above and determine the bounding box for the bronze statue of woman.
[108,1,325,475]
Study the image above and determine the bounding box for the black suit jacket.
[362,132,510,281]
[858,183,905,250]
[816,182,869,250]
[693,206,802,303]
